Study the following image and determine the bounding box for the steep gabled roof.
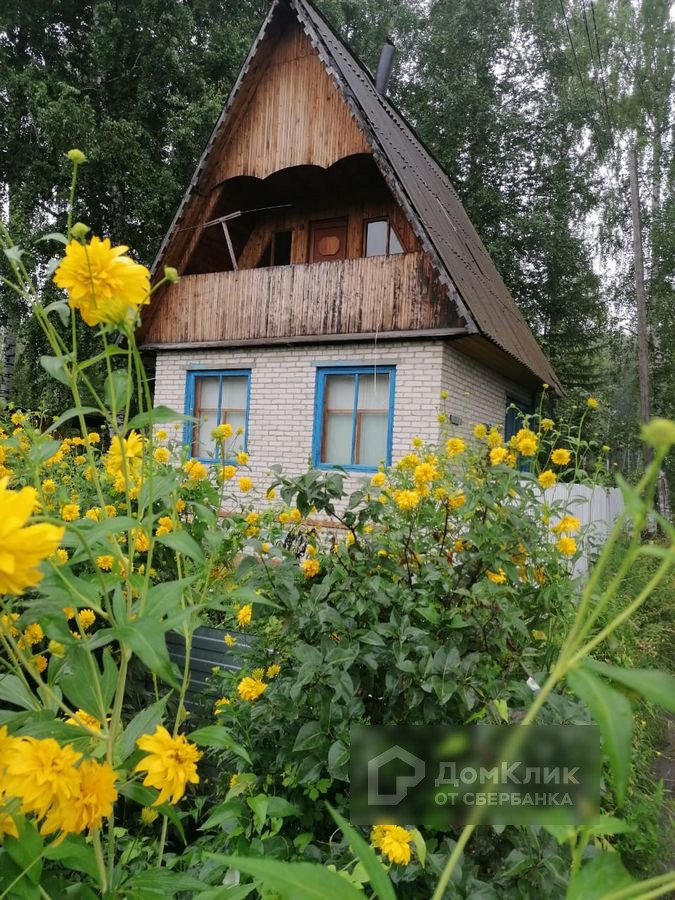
[151,0,562,393]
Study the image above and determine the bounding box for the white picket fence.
[547,483,625,575]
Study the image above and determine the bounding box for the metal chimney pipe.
[375,39,396,95]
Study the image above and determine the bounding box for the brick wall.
[153,339,531,492]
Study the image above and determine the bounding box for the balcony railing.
[141,251,458,346]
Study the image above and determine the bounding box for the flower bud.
[71,222,90,240]
[66,149,87,164]
[164,266,179,283]
[641,418,675,449]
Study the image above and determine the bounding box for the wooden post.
[628,145,652,462]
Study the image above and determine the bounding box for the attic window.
[364,219,404,257]
[256,230,292,268]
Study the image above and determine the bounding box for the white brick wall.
[152,339,531,491]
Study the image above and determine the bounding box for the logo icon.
[367,745,426,805]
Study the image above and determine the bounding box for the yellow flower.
[487,569,507,585]
[236,604,252,628]
[397,453,420,471]
[42,759,118,836]
[473,423,487,440]
[413,462,437,485]
[6,737,81,820]
[42,479,57,495]
[135,725,201,805]
[556,536,577,557]
[211,423,233,440]
[228,773,240,789]
[238,477,253,493]
[23,622,44,646]
[489,447,508,466]
[551,448,571,466]
[32,654,48,673]
[445,437,465,457]
[86,432,100,445]
[60,503,80,522]
[448,491,466,509]
[439,390,449,400]
[237,677,268,702]
[0,479,64,595]
[218,465,236,482]
[371,822,413,865]
[265,487,276,500]
[154,447,170,464]
[437,412,447,424]
[63,607,76,620]
[0,811,18,840]
[587,397,598,409]
[224,633,237,647]
[183,458,207,482]
[175,498,186,513]
[453,538,467,552]
[96,555,114,571]
[84,507,100,522]
[107,431,144,480]
[487,428,502,448]
[77,609,96,630]
[10,411,26,426]
[371,472,387,488]
[300,558,320,578]
[537,470,557,489]
[552,515,580,535]
[266,664,281,679]
[512,428,538,457]
[156,429,168,441]
[412,436,424,449]
[392,489,420,511]
[53,236,150,326]
[236,451,249,465]
[540,418,555,432]
[53,548,69,564]
[602,445,610,453]
[155,516,175,537]
[65,709,102,732]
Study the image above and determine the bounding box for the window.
[185,370,251,461]
[313,366,395,470]
[364,218,404,257]
[256,230,293,268]
[504,397,534,441]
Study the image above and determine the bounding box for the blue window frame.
[312,365,395,471]
[184,369,251,462]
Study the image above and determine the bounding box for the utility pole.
[628,145,652,462]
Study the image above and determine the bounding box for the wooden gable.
[208,19,369,185]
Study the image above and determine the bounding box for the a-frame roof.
[151,0,562,393]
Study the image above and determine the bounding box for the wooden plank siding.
[142,252,457,345]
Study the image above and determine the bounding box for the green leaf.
[40,354,70,386]
[248,793,269,830]
[327,804,396,900]
[0,674,41,711]
[266,796,299,818]
[37,232,68,245]
[156,530,205,563]
[566,852,634,899]
[122,869,206,895]
[410,827,426,868]
[567,667,632,805]
[584,659,675,712]
[115,696,168,763]
[141,577,196,620]
[127,406,188,430]
[4,818,43,884]
[45,406,99,435]
[204,855,364,900]
[293,721,323,753]
[189,726,252,764]
[44,835,99,879]
[105,369,131,412]
[113,620,179,689]
[59,644,109,720]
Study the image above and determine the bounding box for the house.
[140,0,561,486]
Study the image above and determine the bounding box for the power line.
[580,0,613,138]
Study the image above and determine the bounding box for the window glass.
[316,367,394,470]
[189,372,250,460]
[388,227,404,255]
[365,219,388,257]
[273,230,292,265]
